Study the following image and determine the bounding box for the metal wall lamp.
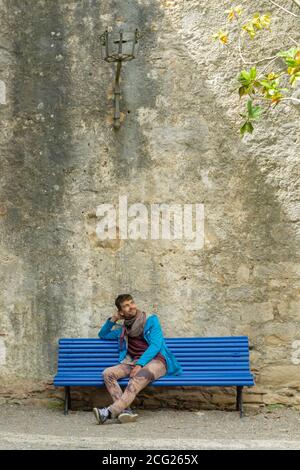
[100,28,141,129]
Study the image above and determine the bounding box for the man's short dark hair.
[115,294,133,311]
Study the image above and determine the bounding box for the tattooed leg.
[102,364,132,402]
[109,359,167,418]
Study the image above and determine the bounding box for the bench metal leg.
[64,386,71,415]
[236,386,244,418]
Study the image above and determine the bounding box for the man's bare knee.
[125,369,154,394]
[102,368,115,381]
[135,367,155,382]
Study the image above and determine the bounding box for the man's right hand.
[111,311,124,323]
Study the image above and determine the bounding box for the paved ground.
[0,404,300,449]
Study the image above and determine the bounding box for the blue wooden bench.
[53,336,255,418]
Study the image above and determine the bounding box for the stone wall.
[0,0,299,410]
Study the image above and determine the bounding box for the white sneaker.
[118,408,138,423]
[93,407,111,424]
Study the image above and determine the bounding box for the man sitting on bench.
[93,294,182,424]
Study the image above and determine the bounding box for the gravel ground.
[0,404,300,450]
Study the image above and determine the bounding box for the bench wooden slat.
[59,336,248,342]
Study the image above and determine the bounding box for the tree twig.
[291,0,300,10]
[268,0,300,17]
[280,96,300,104]
[288,36,299,45]
[238,36,280,65]
[251,94,300,104]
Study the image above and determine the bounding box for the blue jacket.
[98,314,182,376]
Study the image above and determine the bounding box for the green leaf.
[290,73,300,85]
[239,70,250,84]
[238,86,249,97]
[247,99,260,117]
[247,99,253,115]
[277,48,298,59]
[250,67,257,80]
[246,100,262,120]
[240,121,254,135]
[285,58,297,67]
[252,106,262,119]
[259,79,273,89]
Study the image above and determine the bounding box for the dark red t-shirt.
[127,334,167,369]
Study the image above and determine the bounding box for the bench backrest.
[56,336,252,375]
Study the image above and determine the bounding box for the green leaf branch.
[212,2,300,135]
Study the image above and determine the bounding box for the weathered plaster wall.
[0,0,299,409]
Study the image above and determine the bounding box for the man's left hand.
[130,365,142,377]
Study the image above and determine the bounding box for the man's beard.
[124,310,138,329]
